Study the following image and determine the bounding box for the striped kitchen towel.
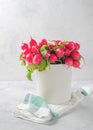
[14,86,93,124]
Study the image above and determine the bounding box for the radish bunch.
[20,37,83,69]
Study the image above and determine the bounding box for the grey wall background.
[0,0,93,81]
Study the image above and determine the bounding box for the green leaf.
[78,56,81,61]
[38,59,47,71]
[19,53,23,60]
[40,45,47,51]
[52,46,58,51]
[26,65,37,80]
[21,60,26,66]
[27,64,37,73]
[26,70,32,80]
[63,40,68,43]
[40,45,47,55]
[58,44,65,49]
[41,50,47,55]
[46,58,50,67]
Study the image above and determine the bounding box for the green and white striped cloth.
[14,86,93,124]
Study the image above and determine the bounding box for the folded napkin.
[14,86,93,124]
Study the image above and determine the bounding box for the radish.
[33,54,42,65]
[48,44,56,49]
[23,49,31,55]
[29,37,37,48]
[71,51,81,60]
[49,54,58,63]
[21,43,28,50]
[74,43,80,51]
[26,53,33,64]
[39,39,47,47]
[65,58,73,66]
[55,48,64,57]
[73,60,80,68]
[64,49,71,56]
[45,51,51,58]
[65,41,75,50]
[31,45,39,54]
[55,40,61,44]
[22,54,26,60]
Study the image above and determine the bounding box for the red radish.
[29,37,37,48]
[65,41,75,50]
[26,53,33,64]
[22,54,26,60]
[45,51,51,58]
[23,49,31,55]
[48,44,56,49]
[65,58,73,66]
[74,43,80,50]
[54,40,62,45]
[21,43,28,50]
[55,48,64,57]
[59,41,66,46]
[41,39,47,44]
[31,45,39,54]
[49,54,58,63]
[64,49,71,56]
[33,54,42,65]
[39,39,47,47]
[55,41,65,48]
[55,40,61,44]
[73,60,80,68]
[71,51,81,60]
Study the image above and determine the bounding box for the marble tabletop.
[0,81,93,130]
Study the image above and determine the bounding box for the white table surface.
[0,81,93,130]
